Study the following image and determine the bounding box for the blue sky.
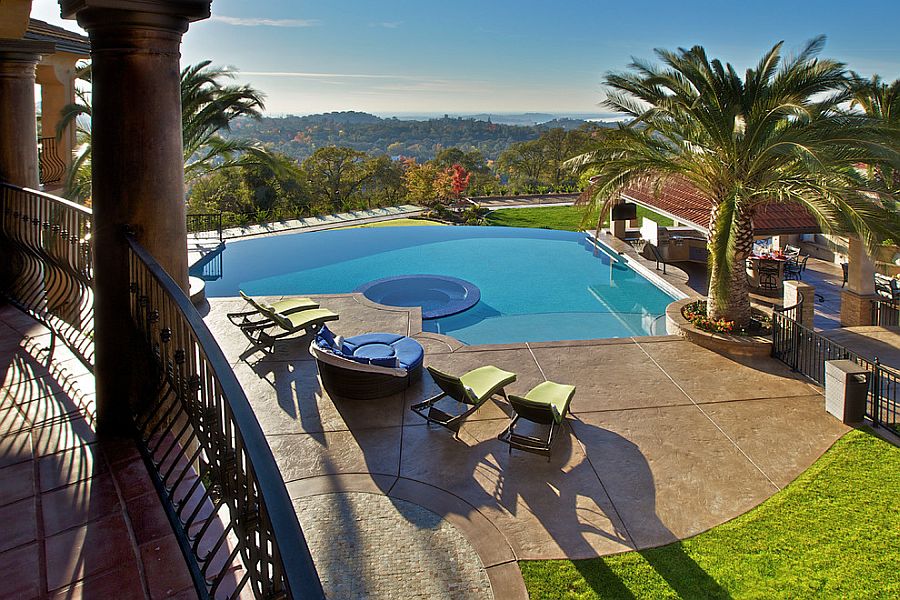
[31,0,900,116]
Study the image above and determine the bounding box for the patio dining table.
[746,254,788,291]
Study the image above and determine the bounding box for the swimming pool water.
[195,226,676,344]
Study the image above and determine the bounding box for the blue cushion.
[316,325,338,350]
[343,333,404,351]
[370,356,400,368]
[331,332,424,372]
[353,342,397,360]
[392,337,425,370]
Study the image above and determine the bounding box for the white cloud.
[210,16,319,27]
[240,71,426,80]
[370,22,402,29]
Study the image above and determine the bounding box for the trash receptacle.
[824,360,869,424]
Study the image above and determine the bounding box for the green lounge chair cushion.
[512,381,576,423]
[270,308,339,332]
[426,365,517,404]
[240,290,319,313]
[458,365,517,400]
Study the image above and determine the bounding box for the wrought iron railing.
[872,299,899,327]
[38,136,67,186]
[127,235,324,599]
[1,183,323,599]
[772,309,899,433]
[0,183,94,369]
[187,212,224,242]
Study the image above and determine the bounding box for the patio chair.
[411,365,516,436]
[227,290,319,329]
[757,262,780,291]
[784,255,809,281]
[874,273,900,305]
[498,381,576,460]
[243,305,339,350]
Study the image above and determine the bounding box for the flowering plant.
[682,301,735,334]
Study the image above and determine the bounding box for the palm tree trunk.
[706,203,754,327]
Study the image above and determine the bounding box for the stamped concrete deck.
[203,293,850,599]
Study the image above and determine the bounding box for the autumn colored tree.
[450,164,471,198]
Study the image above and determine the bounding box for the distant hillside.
[225,112,611,162]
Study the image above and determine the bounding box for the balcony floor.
[204,293,850,600]
[0,304,197,600]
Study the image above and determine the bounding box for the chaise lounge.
[227,290,320,329]
[243,304,339,351]
[411,365,516,436]
[497,380,576,459]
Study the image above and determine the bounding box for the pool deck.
[203,293,849,599]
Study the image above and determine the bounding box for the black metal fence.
[0,183,94,369]
[187,212,223,242]
[772,310,899,433]
[127,236,324,599]
[37,137,66,186]
[872,299,899,327]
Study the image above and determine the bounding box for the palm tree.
[850,73,900,195]
[570,38,900,326]
[59,60,284,202]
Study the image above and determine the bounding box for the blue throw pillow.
[316,325,337,349]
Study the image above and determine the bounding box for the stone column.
[783,280,815,328]
[0,39,55,187]
[62,1,210,433]
[840,236,877,327]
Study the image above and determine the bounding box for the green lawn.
[485,205,674,231]
[521,428,900,599]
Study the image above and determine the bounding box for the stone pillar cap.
[0,38,57,61]
[60,0,211,22]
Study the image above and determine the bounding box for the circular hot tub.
[355,274,480,319]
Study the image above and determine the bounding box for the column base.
[840,290,877,327]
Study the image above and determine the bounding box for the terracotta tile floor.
[0,304,196,600]
[201,292,852,597]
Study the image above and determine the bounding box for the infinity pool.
[196,226,676,344]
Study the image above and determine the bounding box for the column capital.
[0,39,56,66]
[61,0,211,36]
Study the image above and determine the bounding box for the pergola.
[614,179,880,327]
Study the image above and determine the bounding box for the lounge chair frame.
[411,367,513,436]
[497,413,562,460]
[227,292,319,329]
[242,308,338,352]
[497,386,574,460]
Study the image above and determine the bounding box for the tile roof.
[621,180,821,236]
[25,19,90,56]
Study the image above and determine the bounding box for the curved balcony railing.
[38,136,67,186]
[0,183,324,599]
[127,235,324,599]
[0,183,94,369]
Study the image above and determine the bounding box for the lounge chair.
[243,305,338,350]
[227,291,319,328]
[498,381,576,460]
[411,365,516,435]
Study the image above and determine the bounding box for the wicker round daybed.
[310,327,424,400]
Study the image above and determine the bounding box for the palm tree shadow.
[564,419,732,599]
